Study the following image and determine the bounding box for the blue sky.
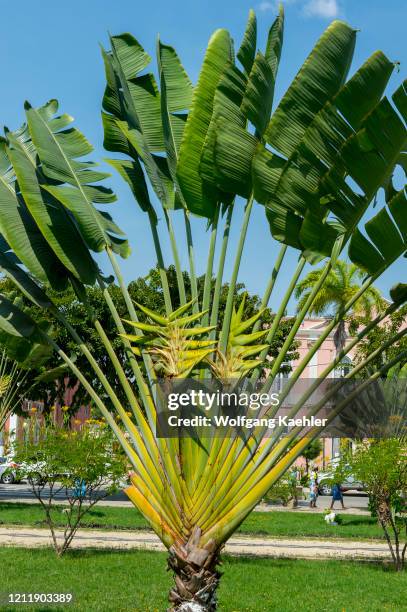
[1,0,406,312]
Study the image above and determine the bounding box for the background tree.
[12,419,128,556]
[345,439,407,571]
[354,304,407,373]
[300,439,323,475]
[295,261,384,354]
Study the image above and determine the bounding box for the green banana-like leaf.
[0,320,52,367]
[199,63,248,197]
[128,73,164,152]
[0,247,51,309]
[349,188,407,274]
[109,32,150,80]
[209,40,399,262]
[265,3,284,78]
[0,141,69,290]
[241,51,275,136]
[103,37,174,209]
[24,100,130,259]
[157,39,190,208]
[209,19,353,254]
[265,20,356,155]
[177,28,232,218]
[35,361,71,383]
[105,157,157,221]
[213,120,258,198]
[157,42,193,113]
[237,9,257,75]
[201,9,283,198]
[264,51,397,255]
[6,119,99,285]
[210,20,357,203]
[17,339,53,369]
[0,293,44,341]
[324,89,406,207]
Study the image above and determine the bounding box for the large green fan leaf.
[158,42,193,113]
[349,189,407,274]
[256,50,397,255]
[103,39,175,210]
[105,157,157,221]
[109,33,150,80]
[212,120,258,198]
[0,140,68,290]
[265,3,284,78]
[237,9,257,75]
[25,101,130,259]
[265,20,357,156]
[157,39,192,206]
[0,293,44,341]
[6,123,99,286]
[177,28,232,218]
[200,11,283,198]
[0,244,52,309]
[199,63,247,196]
[241,51,275,136]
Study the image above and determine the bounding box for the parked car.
[0,457,46,485]
[0,457,19,484]
[317,470,364,495]
[14,460,48,485]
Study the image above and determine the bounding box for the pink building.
[292,317,354,378]
[288,317,355,469]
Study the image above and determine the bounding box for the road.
[0,482,369,512]
[0,482,127,504]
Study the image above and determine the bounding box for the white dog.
[324,511,337,525]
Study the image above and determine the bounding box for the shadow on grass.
[338,516,377,527]
[49,547,166,560]
[221,554,399,573]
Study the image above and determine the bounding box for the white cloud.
[257,1,276,11]
[257,0,340,18]
[257,0,300,12]
[303,0,339,18]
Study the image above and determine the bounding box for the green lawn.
[0,548,406,611]
[0,502,385,540]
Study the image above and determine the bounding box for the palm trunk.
[333,319,347,358]
[168,528,221,611]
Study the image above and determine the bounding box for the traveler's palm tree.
[0,350,26,432]
[0,338,62,433]
[0,6,406,609]
[295,261,384,353]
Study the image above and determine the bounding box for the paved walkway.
[0,527,388,560]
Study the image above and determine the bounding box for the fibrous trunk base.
[168,527,221,612]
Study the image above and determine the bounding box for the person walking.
[309,481,318,508]
[330,482,346,510]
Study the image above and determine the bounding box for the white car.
[0,456,19,484]
[317,470,364,495]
